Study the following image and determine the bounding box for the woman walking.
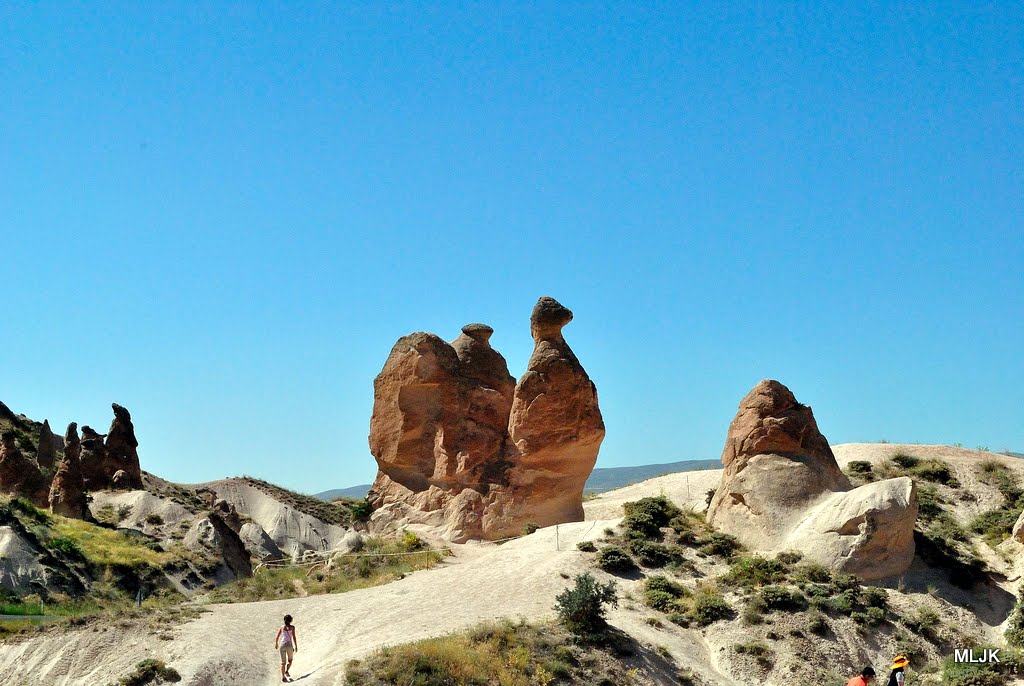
[274,614,299,682]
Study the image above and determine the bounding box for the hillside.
[314,458,723,502]
[4,443,1023,685]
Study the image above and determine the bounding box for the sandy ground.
[1,443,1021,685]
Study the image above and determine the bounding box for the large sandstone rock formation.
[35,420,57,472]
[707,380,918,580]
[368,297,604,541]
[0,430,49,508]
[79,405,144,491]
[49,423,88,519]
[104,404,143,489]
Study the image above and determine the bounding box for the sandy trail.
[0,519,616,686]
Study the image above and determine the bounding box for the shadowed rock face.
[78,405,143,491]
[0,430,49,508]
[708,380,917,581]
[36,420,56,472]
[368,297,604,541]
[105,404,143,490]
[49,423,88,519]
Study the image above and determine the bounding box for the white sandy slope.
[1,444,1022,686]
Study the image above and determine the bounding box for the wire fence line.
[253,523,604,573]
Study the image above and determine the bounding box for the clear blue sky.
[2,3,1021,494]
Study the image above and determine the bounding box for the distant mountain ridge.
[314,458,722,501]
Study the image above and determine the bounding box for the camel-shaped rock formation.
[368,297,604,541]
[707,380,918,581]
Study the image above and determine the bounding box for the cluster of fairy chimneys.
[0,402,144,519]
[367,296,606,541]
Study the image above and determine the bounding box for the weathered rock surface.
[0,430,49,507]
[79,405,144,490]
[238,522,284,562]
[104,404,143,489]
[49,423,88,519]
[184,513,252,581]
[707,380,918,580]
[35,420,57,472]
[0,525,49,594]
[1013,511,1024,544]
[368,297,604,541]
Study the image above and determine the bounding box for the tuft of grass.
[114,658,181,685]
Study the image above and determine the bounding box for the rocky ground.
[2,443,1022,685]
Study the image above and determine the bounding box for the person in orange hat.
[887,655,910,686]
[846,666,876,685]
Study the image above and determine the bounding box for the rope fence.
[252,524,603,573]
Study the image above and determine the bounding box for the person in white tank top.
[274,614,298,682]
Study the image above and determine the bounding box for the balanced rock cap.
[530,297,573,341]
[461,323,494,342]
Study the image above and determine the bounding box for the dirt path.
[0,520,640,686]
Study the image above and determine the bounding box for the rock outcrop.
[0,431,49,508]
[35,420,57,472]
[104,404,143,489]
[368,297,604,541]
[78,405,144,491]
[707,380,918,580]
[78,426,108,490]
[49,423,88,519]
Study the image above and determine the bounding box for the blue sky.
[2,3,1021,494]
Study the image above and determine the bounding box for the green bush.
[697,532,740,558]
[144,513,164,526]
[623,496,681,539]
[847,461,873,475]
[349,499,373,523]
[721,555,787,588]
[892,453,920,469]
[757,585,808,612]
[554,573,618,641]
[807,611,828,636]
[904,605,942,643]
[690,589,732,626]
[917,484,946,522]
[117,658,181,686]
[576,541,597,553]
[792,562,832,584]
[523,522,540,535]
[912,458,959,486]
[775,551,802,565]
[596,547,636,575]
[629,540,681,568]
[644,589,679,612]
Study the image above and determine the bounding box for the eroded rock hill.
[708,379,918,580]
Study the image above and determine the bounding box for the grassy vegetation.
[876,453,960,486]
[110,658,181,686]
[207,534,443,603]
[345,618,652,686]
[641,575,732,628]
[51,518,172,568]
[941,647,1023,686]
[969,461,1024,546]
